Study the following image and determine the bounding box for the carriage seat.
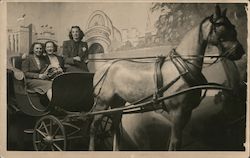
[8,55,49,116]
[9,56,25,80]
[10,56,23,70]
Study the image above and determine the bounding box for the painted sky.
[7,2,160,45]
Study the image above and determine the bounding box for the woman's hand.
[82,47,87,52]
[73,56,81,62]
[39,73,48,80]
[57,68,63,72]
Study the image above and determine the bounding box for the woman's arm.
[21,57,40,79]
[62,41,75,65]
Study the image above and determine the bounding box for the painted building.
[7,24,37,55]
[84,10,122,54]
[7,24,57,55]
[36,25,57,44]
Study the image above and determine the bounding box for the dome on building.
[36,25,57,44]
[85,10,122,54]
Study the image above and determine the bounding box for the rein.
[92,50,226,99]
[92,15,232,110]
[88,54,226,62]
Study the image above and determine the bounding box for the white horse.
[89,5,245,151]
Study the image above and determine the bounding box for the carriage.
[7,56,115,151]
[7,55,235,151]
[7,5,246,151]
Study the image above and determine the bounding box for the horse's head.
[207,5,245,60]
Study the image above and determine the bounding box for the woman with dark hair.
[44,41,64,79]
[21,42,52,100]
[63,26,89,72]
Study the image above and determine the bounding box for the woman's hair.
[29,42,43,54]
[44,40,58,52]
[69,26,85,41]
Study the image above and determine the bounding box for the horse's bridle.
[174,15,238,68]
[207,15,238,59]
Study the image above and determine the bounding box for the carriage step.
[24,129,34,134]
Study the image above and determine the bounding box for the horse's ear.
[214,5,221,20]
[222,8,227,17]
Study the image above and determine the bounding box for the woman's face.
[33,44,43,56]
[71,27,80,41]
[45,42,54,55]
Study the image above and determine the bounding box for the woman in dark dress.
[62,26,89,72]
[21,42,52,100]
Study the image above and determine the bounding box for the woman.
[62,26,89,72]
[44,40,64,79]
[21,42,52,100]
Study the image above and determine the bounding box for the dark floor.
[181,97,246,151]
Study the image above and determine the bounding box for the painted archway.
[85,10,122,53]
[88,43,104,54]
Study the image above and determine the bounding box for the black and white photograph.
[1,1,249,158]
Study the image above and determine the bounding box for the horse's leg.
[112,112,122,151]
[89,98,109,151]
[168,107,192,151]
[109,95,125,151]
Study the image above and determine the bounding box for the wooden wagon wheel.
[95,115,113,150]
[33,115,67,151]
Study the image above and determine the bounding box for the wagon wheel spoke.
[49,119,53,135]
[102,117,109,131]
[33,115,67,151]
[96,116,113,150]
[103,117,112,132]
[52,126,60,137]
[36,129,47,138]
[38,123,43,130]
[52,138,65,142]
[53,143,63,151]
[98,116,112,132]
[41,121,49,135]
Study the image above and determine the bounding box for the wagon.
[7,56,113,151]
[7,55,236,151]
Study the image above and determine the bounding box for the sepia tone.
[1,1,249,158]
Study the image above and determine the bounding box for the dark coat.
[62,39,89,72]
[21,54,50,79]
[21,54,52,94]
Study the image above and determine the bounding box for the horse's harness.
[93,15,232,112]
[146,16,237,111]
[151,49,209,111]
[150,16,232,110]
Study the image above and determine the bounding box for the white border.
[0,1,249,158]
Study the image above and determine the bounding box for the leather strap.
[170,49,208,86]
[153,56,166,105]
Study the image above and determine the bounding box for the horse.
[88,5,245,151]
